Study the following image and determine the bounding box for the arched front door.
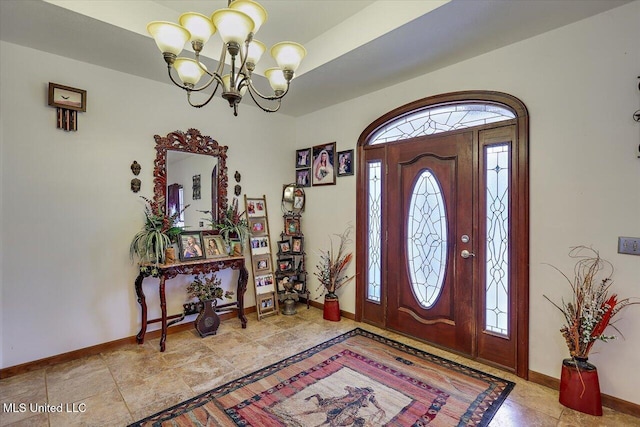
[356,91,529,378]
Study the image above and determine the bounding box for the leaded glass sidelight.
[485,144,510,335]
[366,161,382,303]
[370,103,515,145]
[407,170,447,308]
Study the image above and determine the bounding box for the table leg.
[159,276,167,352]
[238,265,248,328]
[134,273,147,344]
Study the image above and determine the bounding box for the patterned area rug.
[130,328,514,426]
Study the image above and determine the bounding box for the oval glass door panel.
[407,169,448,308]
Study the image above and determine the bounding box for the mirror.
[153,129,228,230]
[281,183,305,214]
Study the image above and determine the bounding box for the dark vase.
[323,293,340,322]
[195,299,220,337]
[559,356,602,416]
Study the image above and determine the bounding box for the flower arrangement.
[130,196,189,265]
[544,246,637,359]
[186,273,234,302]
[314,225,355,298]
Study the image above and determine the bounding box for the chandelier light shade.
[146,0,306,116]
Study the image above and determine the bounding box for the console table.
[134,256,248,351]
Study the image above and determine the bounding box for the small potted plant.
[314,225,355,321]
[186,273,234,337]
[203,198,249,251]
[129,196,188,266]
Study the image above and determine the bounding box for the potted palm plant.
[129,196,188,266]
[203,198,249,252]
[314,225,355,321]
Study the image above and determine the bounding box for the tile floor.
[1,307,639,426]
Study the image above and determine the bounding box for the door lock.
[461,249,475,259]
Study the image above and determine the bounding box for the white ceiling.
[0,0,632,117]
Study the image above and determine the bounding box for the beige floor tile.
[489,399,559,426]
[0,412,49,427]
[47,365,116,404]
[558,406,640,426]
[118,370,193,414]
[48,389,132,427]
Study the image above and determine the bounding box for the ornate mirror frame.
[153,128,228,222]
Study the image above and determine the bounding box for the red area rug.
[130,328,514,426]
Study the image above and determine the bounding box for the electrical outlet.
[618,237,640,255]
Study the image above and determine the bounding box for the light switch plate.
[618,237,640,255]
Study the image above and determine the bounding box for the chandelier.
[147,0,306,116]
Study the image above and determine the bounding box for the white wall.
[296,1,640,404]
[0,41,295,369]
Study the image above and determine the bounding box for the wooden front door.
[386,131,475,354]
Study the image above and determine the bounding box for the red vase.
[559,357,602,416]
[323,296,341,322]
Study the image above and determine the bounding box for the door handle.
[461,249,475,259]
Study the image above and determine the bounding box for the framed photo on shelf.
[278,239,291,254]
[295,168,311,187]
[337,149,354,177]
[203,235,227,258]
[296,148,311,169]
[250,236,270,255]
[229,238,242,256]
[249,217,267,234]
[291,236,304,254]
[253,254,272,273]
[255,273,275,294]
[246,198,266,218]
[284,216,301,236]
[48,82,87,112]
[258,293,276,314]
[178,231,206,261]
[311,142,336,186]
[278,257,294,272]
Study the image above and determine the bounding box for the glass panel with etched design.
[370,103,515,145]
[485,144,510,335]
[366,161,382,303]
[407,170,447,308]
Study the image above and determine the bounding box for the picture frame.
[337,149,354,177]
[278,257,294,272]
[296,148,311,168]
[278,239,291,254]
[293,188,306,210]
[291,236,304,254]
[255,273,275,294]
[258,293,276,314]
[229,238,243,257]
[246,198,266,218]
[311,142,336,186]
[203,235,227,258]
[295,168,311,187]
[178,231,206,261]
[253,254,272,273]
[250,236,270,255]
[48,82,87,112]
[249,217,267,235]
[284,216,301,236]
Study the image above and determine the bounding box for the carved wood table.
[134,256,248,351]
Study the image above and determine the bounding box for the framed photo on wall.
[311,142,336,186]
[296,148,311,169]
[178,231,205,261]
[296,168,311,187]
[337,149,354,176]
